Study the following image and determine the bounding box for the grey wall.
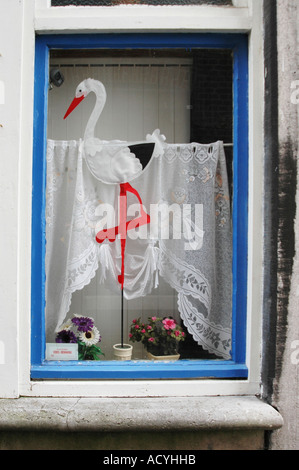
[267,0,299,450]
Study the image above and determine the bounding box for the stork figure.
[63,78,161,348]
[64,78,156,183]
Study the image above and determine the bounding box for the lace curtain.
[45,139,232,359]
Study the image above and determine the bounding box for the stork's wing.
[111,147,142,183]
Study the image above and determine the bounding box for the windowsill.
[0,396,283,433]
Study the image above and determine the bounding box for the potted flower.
[129,316,185,360]
[55,314,104,360]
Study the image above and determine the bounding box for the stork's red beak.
[63,95,85,119]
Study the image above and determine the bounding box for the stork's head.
[63,78,106,120]
[75,80,89,99]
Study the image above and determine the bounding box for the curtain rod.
[50,63,192,68]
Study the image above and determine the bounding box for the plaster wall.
[0,0,35,398]
[270,0,299,450]
[0,0,25,398]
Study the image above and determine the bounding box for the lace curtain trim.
[45,139,232,359]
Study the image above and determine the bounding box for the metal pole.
[121,288,124,348]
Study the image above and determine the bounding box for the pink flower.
[162,318,176,330]
[148,337,155,342]
[147,325,152,330]
[151,316,157,321]
[135,325,140,329]
[181,332,185,337]
[132,319,137,324]
[175,330,180,337]
[129,333,133,338]
[141,329,146,333]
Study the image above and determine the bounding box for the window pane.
[46,48,233,362]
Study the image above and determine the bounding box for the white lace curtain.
[45,139,232,359]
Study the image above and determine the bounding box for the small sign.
[46,343,78,361]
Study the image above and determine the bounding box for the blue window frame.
[31,33,248,379]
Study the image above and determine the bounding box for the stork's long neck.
[84,80,106,141]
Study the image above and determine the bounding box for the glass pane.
[46,48,233,362]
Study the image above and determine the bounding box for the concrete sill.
[0,395,283,433]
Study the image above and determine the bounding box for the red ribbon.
[95,183,150,290]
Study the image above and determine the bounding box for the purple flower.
[56,330,77,344]
[71,315,94,332]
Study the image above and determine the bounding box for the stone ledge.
[0,396,283,433]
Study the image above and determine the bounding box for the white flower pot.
[113,343,133,361]
[146,351,180,361]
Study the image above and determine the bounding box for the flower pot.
[113,343,133,361]
[146,351,180,361]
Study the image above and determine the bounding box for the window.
[31,33,248,379]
